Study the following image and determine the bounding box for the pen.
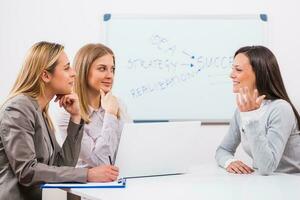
[118,178,126,184]
[108,155,113,165]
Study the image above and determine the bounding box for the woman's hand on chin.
[55,93,81,124]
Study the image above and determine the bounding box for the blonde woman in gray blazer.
[0,42,119,200]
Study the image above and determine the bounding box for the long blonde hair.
[7,41,64,129]
[73,43,115,123]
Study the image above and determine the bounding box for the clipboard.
[41,178,126,189]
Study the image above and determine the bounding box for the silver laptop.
[115,121,201,178]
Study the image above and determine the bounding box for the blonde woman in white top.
[57,43,130,168]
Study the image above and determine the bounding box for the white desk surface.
[44,164,300,200]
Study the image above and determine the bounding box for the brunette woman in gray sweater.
[215,46,300,175]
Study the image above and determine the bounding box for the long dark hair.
[234,45,300,128]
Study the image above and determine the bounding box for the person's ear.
[41,70,52,83]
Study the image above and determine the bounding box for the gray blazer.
[0,95,87,200]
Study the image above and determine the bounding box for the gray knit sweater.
[215,99,300,175]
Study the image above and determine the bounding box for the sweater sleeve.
[242,100,295,175]
[215,109,241,168]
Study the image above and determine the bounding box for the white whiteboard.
[104,14,268,122]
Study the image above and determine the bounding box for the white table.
[43,164,300,200]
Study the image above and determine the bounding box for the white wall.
[0,0,299,164]
[1,0,300,108]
